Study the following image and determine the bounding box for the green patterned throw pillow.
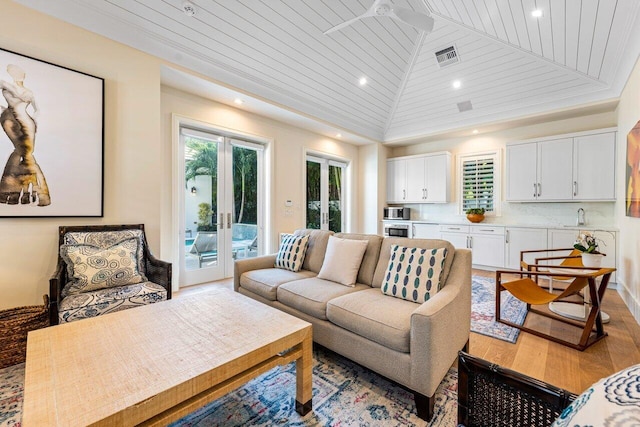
[381,245,448,303]
[274,234,309,272]
[61,237,145,296]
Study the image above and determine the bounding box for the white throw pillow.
[381,245,448,303]
[317,236,368,287]
[274,234,309,272]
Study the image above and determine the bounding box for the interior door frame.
[172,114,273,291]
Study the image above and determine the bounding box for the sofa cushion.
[317,236,368,287]
[240,268,317,301]
[327,288,416,353]
[372,238,455,288]
[293,229,333,273]
[381,246,448,303]
[277,277,369,320]
[58,281,167,324]
[60,238,145,297]
[334,233,383,286]
[275,234,309,272]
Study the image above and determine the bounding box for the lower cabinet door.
[440,231,469,250]
[470,234,505,268]
[505,227,548,270]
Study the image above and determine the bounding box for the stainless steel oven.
[383,222,411,238]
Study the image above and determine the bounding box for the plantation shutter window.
[460,152,499,214]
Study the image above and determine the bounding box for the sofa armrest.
[234,254,277,292]
[145,253,172,299]
[409,248,472,397]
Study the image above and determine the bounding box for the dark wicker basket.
[0,295,49,369]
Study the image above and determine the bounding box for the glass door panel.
[328,164,343,233]
[231,143,260,260]
[306,160,321,229]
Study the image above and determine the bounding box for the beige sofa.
[234,229,472,421]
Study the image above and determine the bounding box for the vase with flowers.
[574,231,605,268]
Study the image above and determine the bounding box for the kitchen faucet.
[577,208,585,226]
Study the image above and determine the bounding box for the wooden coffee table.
[22,288,313,426]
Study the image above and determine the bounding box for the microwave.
[383,207,410,220]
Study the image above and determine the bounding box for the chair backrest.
[190,232,217,254]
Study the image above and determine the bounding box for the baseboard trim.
[616,279,640,325]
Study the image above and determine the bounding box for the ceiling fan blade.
[324,2,380,35]
[390,6,435,33]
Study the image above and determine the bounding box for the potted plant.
[465,207,485,223]
[574,231,605,267]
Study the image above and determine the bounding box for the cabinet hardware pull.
[469,236,472,248]
[423,188,426,199]
[506,230,509,244]
[537,183,541,197]
[450,227,460,230]
[403,189,406,200]
[573,181,577,196]
[425,188,428,200]
[479,229,493,232]
[533,182,537,198]
[227,213,232,229]
[412,225,416,235]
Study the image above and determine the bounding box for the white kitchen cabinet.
[505,227,548,270]
[547,228,617,282]
[412,223,441,239]
[506,138,573,201]
[386,158,407,203]
[506,129,616,202]
[439,224,504,268]
[573,132,616,200]
[387,152,451,203]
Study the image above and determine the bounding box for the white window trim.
[457,150,501,216]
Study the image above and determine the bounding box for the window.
[459,151,500,215]
[306,154,347,232]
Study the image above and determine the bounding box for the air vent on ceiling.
[435,45,459,68]
[457,100,473,112]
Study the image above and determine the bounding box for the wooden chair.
[50,224,172,325]
[495,264,615,350]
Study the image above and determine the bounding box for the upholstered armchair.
[49,224,172,325]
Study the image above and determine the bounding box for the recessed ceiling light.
[234,98,244,105]
[531,9,543,18]
[452,80,462,89]
[359,77,368,86]
[472,129,479,134]
[336,133,342,138]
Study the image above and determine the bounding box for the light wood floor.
[175,269,640,395]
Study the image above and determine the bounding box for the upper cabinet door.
[386,158,407,203]
[573,132,616,200]
[506,142,538,201]
[425,154,450,203]
[537,138,574,200]
[406,157,426,202]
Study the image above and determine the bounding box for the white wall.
[0,2,163,309]
[160,85,360,262]
[615,57,640,323]
[390,112,617,227]
[357,143,389,234]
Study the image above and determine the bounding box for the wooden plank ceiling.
[16,0,640,143]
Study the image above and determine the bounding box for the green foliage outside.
[197,202,214,231]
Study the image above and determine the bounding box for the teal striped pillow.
[381,245,448,303]
[274,234,309,272]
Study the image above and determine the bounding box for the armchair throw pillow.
[381,245,448,303]
[317,236,368,287]
[275,234,309,272]
[60,237,145,296]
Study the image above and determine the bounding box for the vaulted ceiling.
[17,0,640,144]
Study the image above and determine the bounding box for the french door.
[306,155,345,232]
[179,126,263,287]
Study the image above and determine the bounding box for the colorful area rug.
[471,275,528,343]
[0,347,457,427]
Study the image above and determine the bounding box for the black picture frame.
[0,47,104,217]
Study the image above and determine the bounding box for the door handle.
[219,213,224,228]
[227,213,232,229]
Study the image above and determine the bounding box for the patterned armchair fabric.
[50,225,172,325]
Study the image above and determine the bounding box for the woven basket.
[0,295,49,369]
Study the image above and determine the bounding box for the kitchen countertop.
[382,219,618,231]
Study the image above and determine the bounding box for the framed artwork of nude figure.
[0,47,103,217]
